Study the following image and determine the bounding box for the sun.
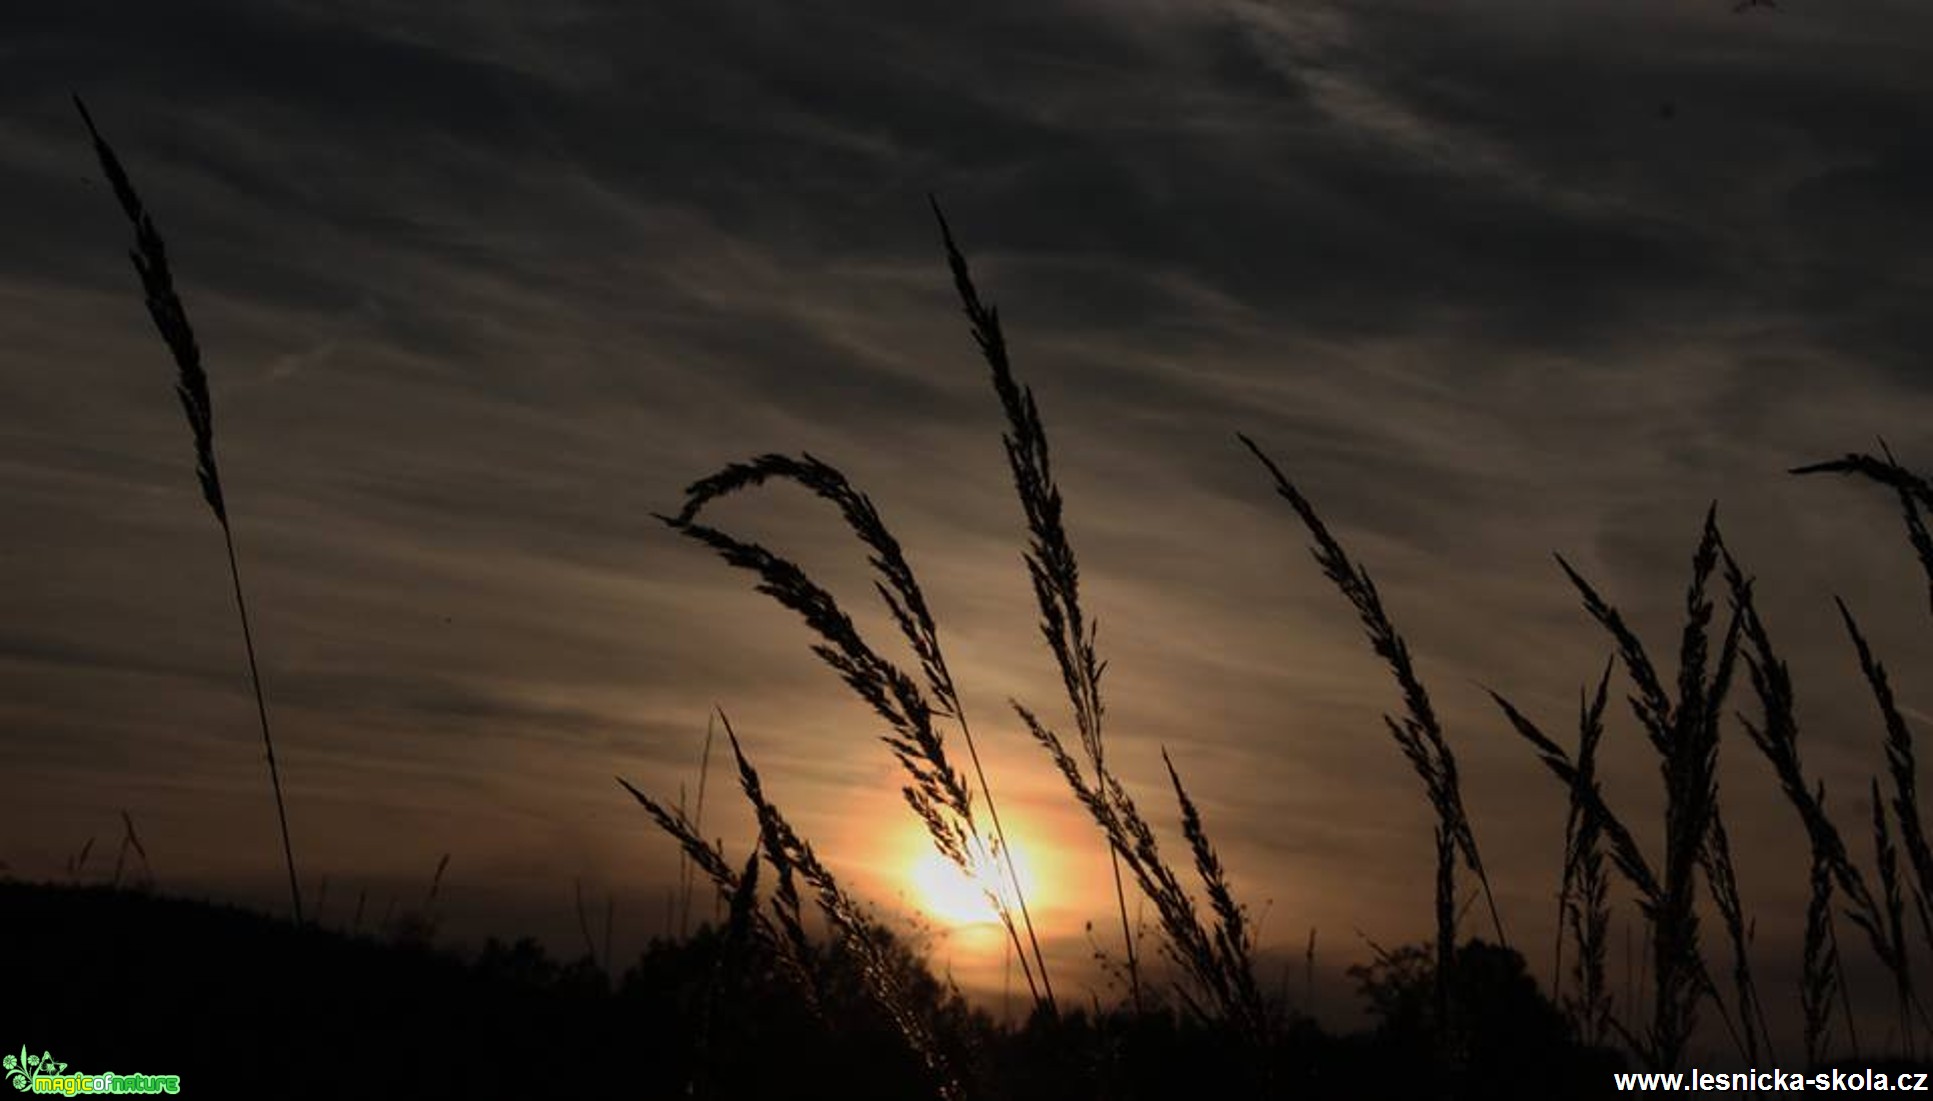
[908,837,1039,929]
[911,849,1000,926]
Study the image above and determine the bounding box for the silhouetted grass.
[931,199,1143,1010]
[623,712,968,1097]
[1841,598,1933,974]
[1525,659,1616,1046]
[1526,510,1761,1068]
[658,452,1055,1013]
[932,204,1268,1049]
[76,96,302,924]
[1724,548,1916,1054]
[76,109,1933,1090]
[1241,432,1504,1039]
[1794,448,1933,616]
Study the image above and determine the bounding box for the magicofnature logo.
[5,1047,180,1096]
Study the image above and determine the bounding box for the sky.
[6,0,1933,1045]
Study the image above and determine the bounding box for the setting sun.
[907,836,1041,930]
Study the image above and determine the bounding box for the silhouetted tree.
[1351,939,1624,1098]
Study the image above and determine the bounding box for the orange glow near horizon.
[887,813,1061,939]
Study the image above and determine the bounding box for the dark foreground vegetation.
[9,880,1623,1099]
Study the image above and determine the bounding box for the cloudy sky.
[7,0,1933,1040]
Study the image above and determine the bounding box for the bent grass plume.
[1793,446,1933,617]
[76,96,302,924]
[657,457,1054,1011]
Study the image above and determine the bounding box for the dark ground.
[6,879,1641,1099]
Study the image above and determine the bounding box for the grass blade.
[1241,431,1504,1024]
[932,198,1132,1008]
[76,95,302,924]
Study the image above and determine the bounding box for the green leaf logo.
[5,1047,65,1092]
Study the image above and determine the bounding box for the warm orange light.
[908,836,1039,929]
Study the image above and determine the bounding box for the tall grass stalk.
[621,776,818,1009]
[76,96,302,924]
[930,203,1270,1042]
[1164,747,1266,1027]
[111,809,153,890]
[425,853,449,925]
[930,198,1140,1009]
[1552,508,1752,1068]
[619,760,767,1100]
[1723,550,1920,1054]
[692,846,764,1099]
[1871,778,1915,1055]
[1494,685,1663,1056]
[1542,660,1616,1044]
[682,714,718,937]
[1022,694,1269,1041]
[1706,806,1772,1062]
[1572,665,1616,1047]
[66,836,95,882]
[1839,599,1933,975]
[724,719,962,1099]
[1241,432,1504,1038]
[1799,447,1933,1053]
[1495,509,1764,1067]
[1803,850,1843,1067]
